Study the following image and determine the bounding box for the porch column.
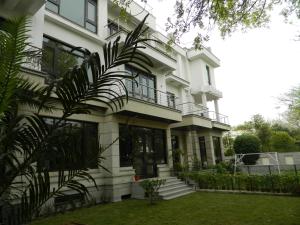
[99,116,121,202]
[201,93,207,107]
[166,128,173,169]
[220,134,225,161]
[206,135,216,166]
[214,99,220,122]
[185,130,194,168]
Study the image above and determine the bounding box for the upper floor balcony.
[191,85,223,101]
[108,81,183,123]
[171,102,230,130]
[105,21,177,70]
[0,0,44,16]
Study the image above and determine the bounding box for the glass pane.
[86,22,96,32]
[87,2,96,21]
[141,76,147,97]
[134,76,140,96]
[57,51,79,75]
[60,0,85,26]
[42,46,55,73]
[148,79,155,100]
[46,1,59,13]
[125,79,133,96]
[83,123,98,169]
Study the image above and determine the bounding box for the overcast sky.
[146,0,300,126]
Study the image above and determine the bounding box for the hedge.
[181,172,300,194]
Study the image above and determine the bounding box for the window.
[206,65,211,85]
[119,124,166,167]
[167,92,176,109]
[42,36,84,77]
[107,20,121,36]
[125,65,156,103]
[46,0,97,33]
[39,118,99,171]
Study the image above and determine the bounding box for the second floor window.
[125,65,156,103]
[42,36,85,78]
[46,0,97,33]
[206,65,211,85]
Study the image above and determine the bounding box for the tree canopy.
[113,0,300,47]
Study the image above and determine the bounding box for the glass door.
[199,137,207,167]
[132,128,157,178]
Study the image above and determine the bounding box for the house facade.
[0,0,230,202]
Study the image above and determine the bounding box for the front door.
[132,128,156,178]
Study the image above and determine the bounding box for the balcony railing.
[208,111,229,125]
[22,45,43,71]
[111,81,182,111]
[104,21,177,59]
[178,102,229,125]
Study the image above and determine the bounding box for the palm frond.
[0,17,30,116]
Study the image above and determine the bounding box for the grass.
[31,192,300,225]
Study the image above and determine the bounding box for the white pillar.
[201,93,207,107]
[214,99,220,122]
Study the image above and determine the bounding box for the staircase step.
[159,187,193,198]
[163,190,195,200]
[159,184,189,193]
[161,181,185,188]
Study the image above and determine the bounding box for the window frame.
[119,124,167,167]
[42,35,85,77]
[39,117,99,171]
[125,65,157,103]
[45,0,98,33]
[206,65,211,85]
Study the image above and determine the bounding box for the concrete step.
[163,190,195,200]
[159,184,189,193]
[158,176,194,200]
[161,180,185,188]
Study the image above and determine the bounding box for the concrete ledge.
[195,189,294,196]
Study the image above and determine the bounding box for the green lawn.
[31,192,300,225]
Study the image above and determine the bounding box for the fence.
[237,164,299,176]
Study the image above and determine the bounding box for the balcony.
[165,73,190,88]
[107,82,183,123]
[191,85,223,101]
[105,22,177,70]
[170,102,230,130]
[1,0,44,15]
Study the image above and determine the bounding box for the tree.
[223,132,234,156]
[235,114,272,152]
[0,15,153,224]
[113,0,300,47]
[279,85,300,129]
[233,134,261,165]
[270,131,297,152]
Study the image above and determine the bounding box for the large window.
[119,124,166,168]
[39,118,99,171]
[125,65,156,103]
[42,36,85,78]
[206,65,211,85]
[46,0,97,33]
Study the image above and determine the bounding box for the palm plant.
[0,15,153,225]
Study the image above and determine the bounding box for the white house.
[0,0,230,203]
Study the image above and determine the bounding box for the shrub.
[182,172,300,194]
[270,131,296,152]
[233,134,261,165]
[140,179,166,204]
